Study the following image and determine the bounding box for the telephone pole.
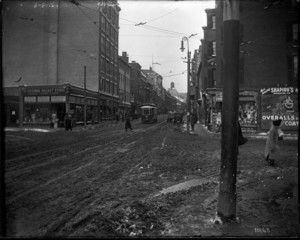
[217,0,240,221]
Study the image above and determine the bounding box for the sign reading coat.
[260,87,298,131]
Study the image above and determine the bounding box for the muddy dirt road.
[4,116,299,237]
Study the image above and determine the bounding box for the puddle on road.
[154,178,218,197]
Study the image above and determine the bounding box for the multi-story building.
[3,0,120,127]
[99,0,120,118]
[118,52,131,118]
[201,0,298,132]
[199,8,217,127]
[141,67,164,112]
[128,61,147,118]
[190,46,202,120]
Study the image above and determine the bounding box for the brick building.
[118,52,131,118]
[200,0,298,132]
[3,0,120,127]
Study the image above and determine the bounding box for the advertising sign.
[260,87,298,131]
[239,91,258,131]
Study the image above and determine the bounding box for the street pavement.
[4,120,298,141]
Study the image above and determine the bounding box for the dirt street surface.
[4,115,299,237]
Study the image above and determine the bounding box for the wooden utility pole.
[187,50,191,132]
[84,66,87,127]
[217,0,240,221]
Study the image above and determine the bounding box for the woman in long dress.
[264,119,282,166]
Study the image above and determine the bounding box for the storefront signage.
[261,113,298,127]
[24,96,36,103]
[37,96,50,102]
[260,87,298,130]
[25,87,66,96]
[51,96,66,102]
[240,91,258,96]
[260,87,298,95]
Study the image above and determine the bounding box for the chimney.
[171,82,175,89]
[122,52,128,63]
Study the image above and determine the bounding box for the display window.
[24,104,55,123]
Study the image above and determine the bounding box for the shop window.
[293,23,298,40]
[24,105,55,123]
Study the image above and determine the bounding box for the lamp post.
[180,36,191,133]
[84,66,87,127]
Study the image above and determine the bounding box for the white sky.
[118,0,215,93]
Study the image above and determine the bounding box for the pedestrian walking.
[190,112,198,131]
[64,115,72,131]
[125,115,133,132]
[264,119,282,166]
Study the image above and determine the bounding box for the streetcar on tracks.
[140,104,158,123]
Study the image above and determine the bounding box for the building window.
[212,41,216,56]
[101,38,104,53]
[101,16,105,31]
[293,55,298,78]
[293,23,298,40]
[212,15,216,29]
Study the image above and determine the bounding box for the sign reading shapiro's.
[260,87,298,131]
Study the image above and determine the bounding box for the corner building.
[3,0,120,127]
[200,0,298,133]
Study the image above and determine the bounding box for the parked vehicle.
[173,112,184,125]
[167,111,175,122]
[140,104,158,123]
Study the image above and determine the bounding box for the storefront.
[238,90,259,133]
[204,88,222,131]
[204,89,259,133]
[4,84,119,127]
[260,87,298,132]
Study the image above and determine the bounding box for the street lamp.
[180,36,191,132]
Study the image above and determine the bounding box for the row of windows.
[102,80,118,96]
[207,15,216,30]
[207,41,216,57]
[101,37,118,62]
[119,73,130,90]
[100,16,118,44]
[119,89,130,103]
[100,4,119,26]
[100,57,118,80]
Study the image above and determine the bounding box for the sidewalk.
[192,123,298,141]
[4,120,127,133]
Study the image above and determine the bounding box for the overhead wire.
[144,7,179,24]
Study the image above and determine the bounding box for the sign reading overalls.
[260,87,298,131]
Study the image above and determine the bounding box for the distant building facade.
[118,52,131,117]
